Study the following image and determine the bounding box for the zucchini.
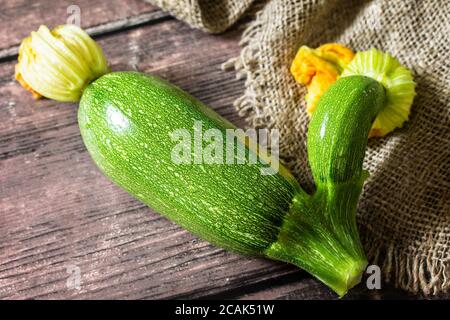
[78,71,302,254]
[78,72,373,295]
[15,25,416,296]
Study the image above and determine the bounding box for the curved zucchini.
[265,76,386,294]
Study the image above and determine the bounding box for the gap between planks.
[0,10,172,62]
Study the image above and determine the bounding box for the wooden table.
[0,0,442,300]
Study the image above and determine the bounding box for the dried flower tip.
[15,24,109,102]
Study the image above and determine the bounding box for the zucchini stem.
[265,192,368,297]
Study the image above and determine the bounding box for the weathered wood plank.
[0,0,168,59]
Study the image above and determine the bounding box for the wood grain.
[0,0,168,59]
[0,1,440,300]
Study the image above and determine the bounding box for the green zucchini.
[78,71,302,254]
[77,72,375,295]
[15,25,416,296]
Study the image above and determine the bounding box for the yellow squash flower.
[341,49,416,137]
[290,43,354,114]
[290,44,415,137]
[15,24,109,102]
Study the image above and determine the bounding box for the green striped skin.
[308,76,385,262]
[266,76,385,296]
[78,72,302,255]
[308,76,386,184]
[266,76,386,296]
[78,72,386,297]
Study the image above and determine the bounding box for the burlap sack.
[145,0,254,33]
[147,0,450,295]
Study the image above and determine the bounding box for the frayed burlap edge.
[222,10,270,127]
[361,226,449,296]
[222,7,449,297]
